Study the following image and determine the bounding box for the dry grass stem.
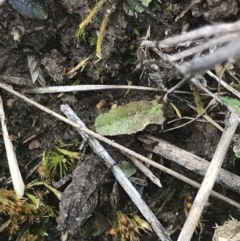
[207,70,240,99]
[0,95,25,197]
[25,85,159,94]
[177,112,239,241]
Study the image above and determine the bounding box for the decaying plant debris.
[1,0,240,241]
[59,157,106,238]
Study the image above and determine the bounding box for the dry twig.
[207,70,240,99]
[0,95,25,196]
[141,20,240,101]
[145,21,240,48]
[25,85,159,94]
[177,112,239,241]
[177,37,240,77]
[164,33,239,63]
[60,104,169,240]
[139,135,240,195]
[122,152,162,188]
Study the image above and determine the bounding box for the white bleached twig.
[123,153,162,188]
[177,112,239,241]
[207,70,240,100]
[144,21,240,48]
[164,33,239,63]
[24,85,159,94]
[177,37,240,78]
[0,96,25,197]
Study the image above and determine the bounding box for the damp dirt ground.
[0,0,240,240]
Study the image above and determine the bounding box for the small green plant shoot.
[38,142,81,180]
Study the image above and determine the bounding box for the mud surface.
[0,0,240,240]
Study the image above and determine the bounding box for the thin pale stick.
[25,84,201,96]
[178,37,240,77]
[190,77,222,103]
[207,70,240,99]
[177,112,239,241]
[165,33,239,62]
[163,78,188,102]
[25,85,159,94]
[226,67,240,84]
[158,21,240,48]
[218,63,230,97]
[123,153,162,188]
[0,95,25,197]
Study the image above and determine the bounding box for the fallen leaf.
[221,97,240,115]
[95,100,165,136]
[119,161,137,178]
[123,0,152,16]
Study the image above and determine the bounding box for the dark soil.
[0,0,240,241]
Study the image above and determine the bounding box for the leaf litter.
[1,0,240,240]
[95,100,165,135]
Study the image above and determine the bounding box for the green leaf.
[55,146,80,159]
[123,0,152,16]
[95,100,165,136]
[150,102,162,115]
[119,161,137,177]
[221,97,240,115]
[233,145,240,158]
[33,3,48,20]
